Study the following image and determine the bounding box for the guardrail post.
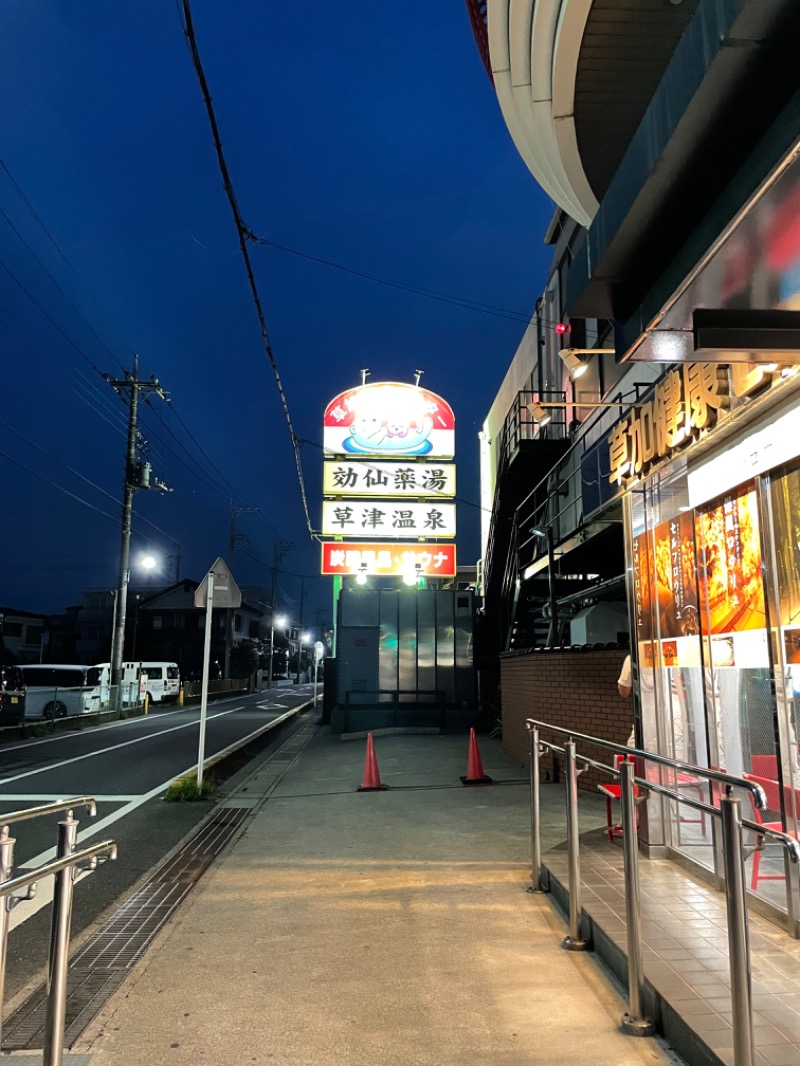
[527,727,544,893]
[720,790,755,1066]
[0,825,14,1046]
[562,740,588,951]
[619,760,655,1036]
[43,812,78,1066]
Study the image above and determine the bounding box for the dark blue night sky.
[0,1,553,623]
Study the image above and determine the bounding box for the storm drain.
[1,806,248,1051]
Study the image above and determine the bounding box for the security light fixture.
[356,564,368,586]
[527,402,552,426]
[560,350,589,380]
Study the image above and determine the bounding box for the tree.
[230,640,259,679]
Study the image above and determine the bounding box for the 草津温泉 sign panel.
[323,381,455,458]
[321,542,456,577]
[323,460,456,498]
[321,500,455,538]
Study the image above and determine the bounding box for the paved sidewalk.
[78,726,683,1066]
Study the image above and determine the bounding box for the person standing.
[618,654,635,747]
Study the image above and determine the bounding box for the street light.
[269,613,286,689]
[298,632,311,684]
[110,553,160,685]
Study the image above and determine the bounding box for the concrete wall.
[500,649,631,791]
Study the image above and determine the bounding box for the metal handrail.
[554,743,800,863]
[527,718,769,809]
[0,797,96,828]
[525,719,795,1066]
[0,840,118,899]
[0,799,118,1066]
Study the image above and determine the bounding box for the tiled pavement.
[543,825,800,1066]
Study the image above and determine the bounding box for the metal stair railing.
[0,798,118,1066]
[525,719,800,1066]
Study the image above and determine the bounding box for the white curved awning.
[487,0,598,228]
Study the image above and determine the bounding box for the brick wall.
[501,650,632,792]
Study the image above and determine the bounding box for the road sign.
[314,641,325,661]
[194,557,242,608]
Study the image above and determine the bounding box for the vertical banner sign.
[321,381,458,578]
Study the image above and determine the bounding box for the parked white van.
[140,663,181,703]
[21,664,104,719]
[93,662,181,704]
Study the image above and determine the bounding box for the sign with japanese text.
[323,382,455,458]
[321,501,456,538]
[608,363,729,485]
[321,542,457,577]
[323,460,456,498]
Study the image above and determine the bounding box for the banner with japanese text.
[321,501,455,538]
[323,460,455,498]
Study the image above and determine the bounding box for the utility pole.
[224,501,254,682]
[268,540,293,688]
[106,356,171,686]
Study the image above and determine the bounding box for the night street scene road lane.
[0,687,317,1003]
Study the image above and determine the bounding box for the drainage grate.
[2,807,247,1051]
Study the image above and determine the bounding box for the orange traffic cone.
[358,733,388,791]
[460,728,493,785]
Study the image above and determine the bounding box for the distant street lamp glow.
[140,554,157,570]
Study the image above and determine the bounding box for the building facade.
[472,0,800,931]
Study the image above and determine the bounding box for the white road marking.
[7,698,310,930]
[0,692,260,755]
[0,707,243,786]
[0,794,139,804]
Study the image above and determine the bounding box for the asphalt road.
[0,684,317,1001]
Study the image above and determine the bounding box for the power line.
[178,0,316,540]
[0,255,107,379]
[0,417,180,548]
[0,449,119,523]
[252,235,537,326]
[0,157,293,546]
[0,202,128,374]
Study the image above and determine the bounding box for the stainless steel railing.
[526,719,800,1066]
[0,798,118,1066]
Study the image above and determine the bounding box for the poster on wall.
[653,513,700,640]
[695,482,768,667]
[634,514,701,669]
[632,530,654,643]
[770,464,800,629]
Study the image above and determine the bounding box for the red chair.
[674,773,708,835]
[743,769,800,891]
[598,754,638,842]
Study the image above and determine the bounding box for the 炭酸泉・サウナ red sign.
[321,542,456,577]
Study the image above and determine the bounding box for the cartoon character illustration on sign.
[324,382,455,458]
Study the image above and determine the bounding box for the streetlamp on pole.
[269,614,286,689]
[268,540,292,688]
[298,632,310,685]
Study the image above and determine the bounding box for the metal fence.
[526,718,800,1066]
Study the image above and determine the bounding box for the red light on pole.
[555,323,571,335]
